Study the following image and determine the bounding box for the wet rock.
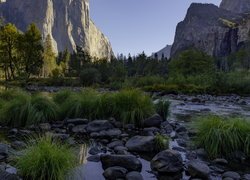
[126,136,155,152]
[100,154,142,172]
[126,171,143,180]
[161,121,173,134]
[89,147,102,155]
[175,125,187,133]
[0,169,19,180]
[187,160,210,179]
[71,125,87,134]
[191,97,203,103]
[213,158,228,165]
[11,141,26,150]
[86,120,114,133]
[114,146,128,155]
[9,129,18,135]
[5,165,17,174]
[103,166,128,180]
[87,155,100,162]
[238,99,247,105]
[99,128,122,139]
[243,174,250,180]
[0,144,8,157]
[64,118,89,126]
[222,171,241,180]
[196,148,208,159]
[143,127,160,136]
[176,139,187,147]
[52,133,70,141]
[144,114,163,128]
[124,124,135,130]
[151,150,183,174]
[39,123,51,131]
[107,140,124,149]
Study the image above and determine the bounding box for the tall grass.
[195,115,250,158]
[53,90,73,105]
[154,134,169,152]
[155,100,171,120]
[16,135,76,180]
[112,89,155,126]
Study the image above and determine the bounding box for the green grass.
[112,89,155,126]
[16,135,76,180]
[195,115,250,158]
[154,134,169,152]
[155,100,171,120]
[53,90,73,105]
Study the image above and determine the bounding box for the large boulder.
[0,144,8,157]
[125,136,155,152]
[103,166,128,180]
[187,160,210,179]
[0,170,19,180]
[151,150,183,174]
[100,154,142,172]
[143,114,163,128]
[71,125,87,134]
[86,120,114,133]
[126,171,143,180]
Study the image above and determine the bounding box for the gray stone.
[0,169,19,180]
[103,166,128,180]
[213,158,228,165]
[71,125,87,134]
[143,114,163,128]
[126,171,143,180]
[187,160,210,179]
[0,144,8,156]
[88,147,102,155]
[64,118,89,126]
[99,128,122,139]
[107,140,124,149]
[151,150,183,174]
[11,141,26,150]
[222,171,241,180]
[143,127,160,136]
[243,174,250,180]
[39,123,51,131]
[87,155,100,162]
[100,154,142,172]
[126,136,155,152]
[86,120,114,133]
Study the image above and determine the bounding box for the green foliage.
[112,89,155,126]
[154,134,169,152]
[195,115,250,158]
[79,68,101,86]
[155,100,171,120]
[53,90,73,105]
[16,135,76,180]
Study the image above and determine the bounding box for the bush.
[155,100,171,120]
[154,134,169,152]
[16,136,76,180]
[112,89,155,126]
[131,76,166,87]
[53,90,74,105]
[195,115,250,158]
[79,68,101,86]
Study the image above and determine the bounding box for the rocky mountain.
[0,0,114,59]
[171,0,250,58]
[152,45,171,60]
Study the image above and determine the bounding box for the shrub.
[154,134,169,152]
[16,136,76,180]
[112,89,155,126]
[195,115,250,158]
[53,90,74,105]
[79,68,101,86]
[30,94,59,124]
[61,89,99,119]
[132,76,166,87]
[0,89,29,101]
[155,100,171,120]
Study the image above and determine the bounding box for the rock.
[143,114,163,128]
[103,166,128,180]
[11,141,26,150]
[151,150,183,174]
[126,171,143,180]
[187,160,210,179]
[5,165,17,174]
[86,120,114,133]
[64,118,89,126]
[99,128,122,139]
[0,144,8,156]
[107,140,124,149]
[175,125,187,133]
[71,125,87,134]
[0,0,114,59]
[237,99,247,105]
[0,169,19,180]
[213,158,228,165]
[220,0,250,14]
[88,147,102,155]
[87,155,100,162]
[100,154,142,172]
[114,146,128,155]
[143,127,160,136]
[222,171,241,180]
[9,129,18,135]
[161,121,173,134]
[39,123,51,131]
[176,139,187,147]
[125,136,155,152]
[243,174,250,180]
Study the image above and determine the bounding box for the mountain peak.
[220,0,250,14]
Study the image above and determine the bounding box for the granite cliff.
[0,0,114,59]
[171,0,250,58]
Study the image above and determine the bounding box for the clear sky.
[90,0,221,56]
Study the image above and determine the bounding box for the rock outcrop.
[220,0,250,14]
[0,0,114,59]
[152,45,172,59]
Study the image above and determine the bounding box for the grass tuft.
[16,135,76,180]
[155,100,171,120]
[154,134,169,152]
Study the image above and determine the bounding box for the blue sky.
[90,0,221,56]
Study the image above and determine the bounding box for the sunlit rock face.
[220,0,250,14]
[0,0,114,59]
